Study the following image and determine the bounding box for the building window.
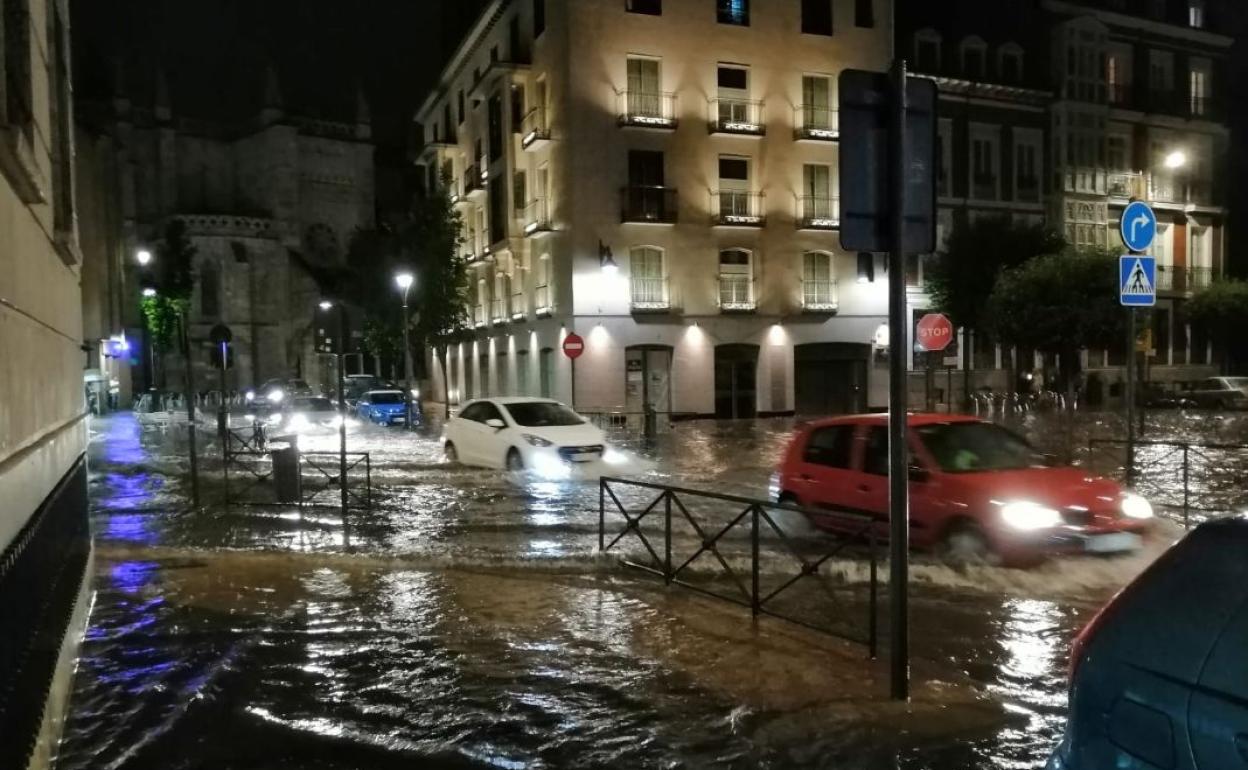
[626,56,663,119]
[718,249,753,310]
[2,0,32,134]
[199,262,220,317]
[630,246,667,308]
[937,120,952,196]
[1107,135,1129,171]
[627,0,661,13]
[914,30,941,73]
[1015,141,1039,201]
[971,128,998,200]
[801,0,832,35]
[510,84,525,132]
[1189,0,1205,28]
[443,105,455,142]
[1149,49,1174,92]
[488,93,503,161]
[457,90,466,124]
[489,177,506,244]
[801,163,834,222]
[961,37,987,80]
[854,0,874,28]
[802,252,836,310]
[49,4,74,236]
[801,75,834,132]
[717,0,749,26]
[513,170,527,213]
[1190,58,1210,117]
[999,44,1023,84]
[535,0,546,36]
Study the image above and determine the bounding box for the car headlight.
[603,447,628,466]
[1000,501,1063,531]
[244,390,255,402]
[267,388,284,403]
[289,414,310,430]
[523,434,554,447]
[1121,493,1154,520]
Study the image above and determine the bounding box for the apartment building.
[417,0,892,418]
[0,0,94,766]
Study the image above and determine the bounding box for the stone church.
[83,63,375,394]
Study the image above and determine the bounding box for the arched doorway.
[625,345,672,415]
[794,342,870,416]
[714,344,758,418]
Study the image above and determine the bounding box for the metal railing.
[802,278,839,312]
[510,292,527,319]
[712,191,765,226]
[718,274,755,311]
[1107,171,1144,199]
[1063,167,1107,195]
[617,90,678,127]
[798,195,840,229]
[490,297,508,324]
[709,98,765,134]
[1187,266,1213,290]
[472,304,487,328]
[534,284,552,315]
[630,276,669,311]
[1085,438,1248,529]
[521,197,551,234]
[463,166,484,195]
[795,105,838,139]
[599,477,879,652]
[621,185,678,223]
[520,106,549,148]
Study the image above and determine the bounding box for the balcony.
[798,196,840,230]
[520,107,550,150]
[712,191,765,227]
[534,284,552,316]
[1187,266,1213,291]
[522,198,552,235]
[794,105,838,141]
[709,98,765,136]
[1148,175,1180,203]
[617,91,678,129]
[718,274,755,312]
[621,185,678,224]
[971,175,998,201]
[490,297,509,325]
[1062,167,1107,195]
[464,166,485,198]
[1107,172,1145,200]
[1107,83,1132,108]
[630,276,670,312]
[1016,177,1041,203]
[472,304,487,328]
[801,279,839,313]
[1155,264,1176,292]
[510,293,527,321]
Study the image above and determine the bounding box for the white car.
[443,398,607,473]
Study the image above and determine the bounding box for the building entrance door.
[625,346,672,415]
[714,344,758,419]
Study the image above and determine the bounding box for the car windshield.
[502,402,584,427]
[1225,378,1248,392]
[289,380,310,390]
[916,421,1041,473]
[293,397,335,412]
[368,392,403,404]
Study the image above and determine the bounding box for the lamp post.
[318,299,349,524]
[395,271,415,429]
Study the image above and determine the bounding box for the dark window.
[718,157,749,181]
[535,0,546,36]
[443,105,455,142]
[489,178,507,243]
[487,93,503,161]
[457,91,465,124]
[503,401,585,427]
[513,170,527,212]
[964,47,985,78]
[3,0,32,134]
[628,150,665,186]
[627,0,661,13]
[474,138,484,163]
[801,0,833,35]
[717,66,748,90]
[490,45,499,62]
[854,0,874,28]
[510,85,524,132]
[509,15,522,61]
[717,0,749,25]
[49,6,73,232]
[803,426,854,468]
[863,426,888,476]
[916,39,940,72]
[459,402,488,422]
[1002,52,1022,83]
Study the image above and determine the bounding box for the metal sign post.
[563,332,585,409]
[181,310,200,509]
[337,306,349,535]
[1119,203,1157,484]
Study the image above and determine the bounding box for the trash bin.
[273,446,301,504]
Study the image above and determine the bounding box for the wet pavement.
[59,409,1247,769]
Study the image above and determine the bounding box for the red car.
[770,414,1154,565]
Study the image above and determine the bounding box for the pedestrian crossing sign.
[1120,255,1156,307]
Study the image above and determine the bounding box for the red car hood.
[950,466,1123,510]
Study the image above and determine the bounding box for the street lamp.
[1163,150,1187,170]
[142,287,157,297]
[599,241,618,274]
[319,299,334,311]
[136,249,153,266]
[395,271,416,429]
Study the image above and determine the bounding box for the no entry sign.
[915,313,954,352]
[562,332,585,360]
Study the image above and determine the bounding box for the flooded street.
[61,410,1246,769]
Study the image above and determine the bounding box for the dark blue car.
[1050,516,1248,769]
[355,390,412,426]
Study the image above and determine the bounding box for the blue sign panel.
[1120,255,1157,307]
[1120,201,1157,253]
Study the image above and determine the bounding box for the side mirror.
[908,465,930,483]
[485,418,506,430]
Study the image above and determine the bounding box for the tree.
[1185,279,1248,373]
[924,216,1066,400]
[140,219,197,386]
[986,247,1124,401]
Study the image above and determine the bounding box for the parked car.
[278,396,348,433]
[770,414,1154,565]
[355,390,410,426]
[1182,377,1248,409]
[1048,516,1248,769]
[342,375,387,406]
[443,398,606,473]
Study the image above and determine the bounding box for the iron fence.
[599,477,879,654]
[218,426,372,512]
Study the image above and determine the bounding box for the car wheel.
[445,441,458,463]
[937,522,999,566]
[506,448,525,471]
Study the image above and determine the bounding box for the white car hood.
[515,422,604,447]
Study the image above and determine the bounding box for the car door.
[452,403,491,465]
[473,401,510,467]
[854,425,938,542]
[790,424,859,530]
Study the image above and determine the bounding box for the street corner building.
[0,0,94,766]
[75,60,377,396]
[417,0,896,422]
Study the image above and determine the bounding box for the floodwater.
[59,409,1246,769]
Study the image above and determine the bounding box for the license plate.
[1085,532,1142,553]
[570,453,597,462]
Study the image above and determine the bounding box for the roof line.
[416,0,508,121]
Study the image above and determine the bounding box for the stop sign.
[562,332,585,360]
[915,313,954,352]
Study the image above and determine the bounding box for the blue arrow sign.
[1121,201,1157,253]
[1120,255,1157,307]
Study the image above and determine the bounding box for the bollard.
[273,446,302,504]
